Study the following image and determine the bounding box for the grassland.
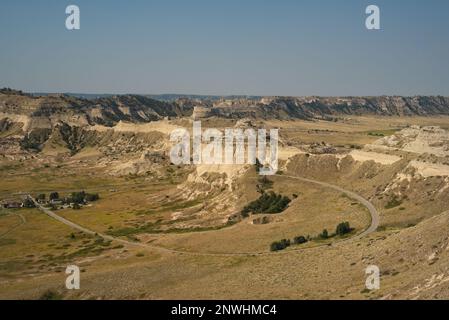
[2,116,449,300]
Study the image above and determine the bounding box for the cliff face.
[0,90,193,129]
[205,96,449,120]
[2,90,449,133]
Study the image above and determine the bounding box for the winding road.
[278,175,379,239]
[29,175,379,257]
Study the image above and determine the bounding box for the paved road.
[28,196,178,255]
[277,175,379,239]
[28,176,379,257]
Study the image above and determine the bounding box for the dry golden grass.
[2,116,449,300]
[149,177,370,254]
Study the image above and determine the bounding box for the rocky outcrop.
[2,90,449,129]
[0,90,194,130]
[208,96,449,120]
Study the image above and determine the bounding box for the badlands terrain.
[2,89,449,299]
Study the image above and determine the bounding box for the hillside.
[0,89,193,129]
[2,90,449,131]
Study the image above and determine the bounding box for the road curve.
[28,177,379,257]
[276,175,379,239]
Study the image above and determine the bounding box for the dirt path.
[0,209,26,239]
[28,176,379,257]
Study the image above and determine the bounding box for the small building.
[1,200,23,209]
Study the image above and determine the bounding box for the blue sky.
[1,0,448,96]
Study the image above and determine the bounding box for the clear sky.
[1,0,448,96]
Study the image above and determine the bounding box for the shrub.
[49,192,59,201]
[270,239,291,252]
[242,192,291,216]
[71,191,86,204]
[68,191,100,204]
[293,236,308,245]
[336,222,352,236]
[255,158,263,173]
[39,290,62,300]
[319,229,329,239]
[22,198,36,208]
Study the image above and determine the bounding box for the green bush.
[293,236,308,245]
[71,191,86,204]
[270,239,291,252]
[336,222,352,236]
[242,192,291,216]
[319,229,329,239]
[49,192,59,201]
[39,290,62,300]
[69,191,100,204]
[22,198,36,208]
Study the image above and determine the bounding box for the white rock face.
[370,126,449,157]
[349,150,401,165]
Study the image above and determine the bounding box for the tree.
[270,239,291,252]
[336,222,352,236]
[22,198,36,208]
[37,194,46,201]
[49,192,59,201]
[293,236,308,245]
[71,191,86,204]
[319,229,329,239]
[255,158,263,173]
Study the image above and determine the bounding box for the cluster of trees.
[36,191,100,205]
[271,235,310,252]
[268,222,354,252]
[69,191,100,204]
[317,222,353,240]
[242,192,291,217]
[37,193,60,201]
